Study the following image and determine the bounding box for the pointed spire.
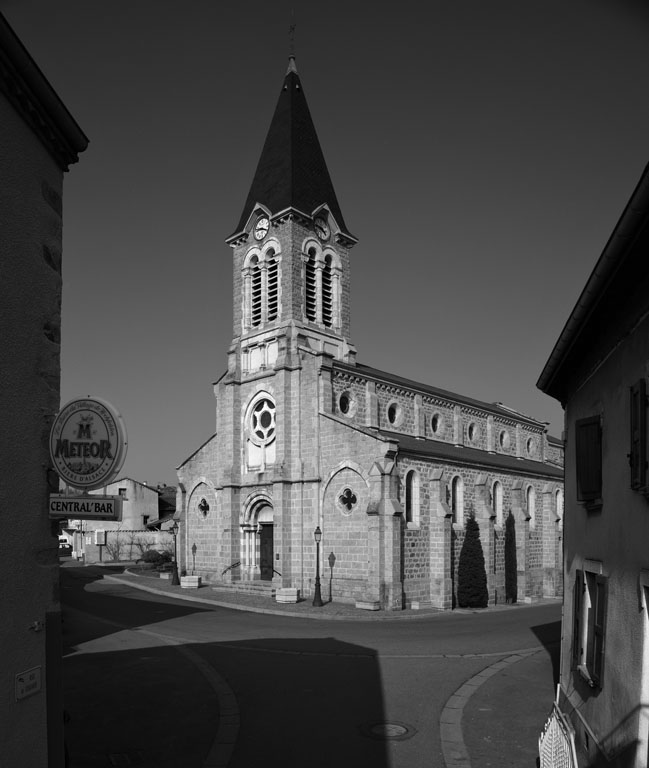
[230,59,351,240]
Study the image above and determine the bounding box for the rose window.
[250,398,276,444]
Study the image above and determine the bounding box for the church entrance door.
[259,524,274,581]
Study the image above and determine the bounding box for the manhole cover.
[360,721,417,741]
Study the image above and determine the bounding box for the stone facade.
[177,58,563,610]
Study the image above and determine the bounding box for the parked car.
[58,541,72,556]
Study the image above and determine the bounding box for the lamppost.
[313,526,324,607]
[170,521,180,586]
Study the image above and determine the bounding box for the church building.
[176,56,564,610]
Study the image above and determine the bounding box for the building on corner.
[177,56,564,611]
[538,162,649,767]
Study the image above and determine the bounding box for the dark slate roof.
[378,429,563,479]
[231,57,351,239]
[334,360,549,428]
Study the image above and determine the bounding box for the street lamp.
[313,526,324,607]
[170,521,180,586]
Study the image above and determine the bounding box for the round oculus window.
[431,412,443,435]
[526,437,537,457]
[339,391,356,417]
[387,401,403,427]
[499,430,510,450]
[467,422,479,443]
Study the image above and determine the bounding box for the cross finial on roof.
[288,11,297,73]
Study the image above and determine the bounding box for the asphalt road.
[60,566,560,768]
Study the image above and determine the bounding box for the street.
[61,565,560,768]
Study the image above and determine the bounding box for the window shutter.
[575,416,602,502]
[592,575,607,685]
[630,379,647,490]
[572,569,583,668]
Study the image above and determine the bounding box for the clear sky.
[5,1,649,485]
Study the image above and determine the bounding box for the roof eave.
[537,163,649,401]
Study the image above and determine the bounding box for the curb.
[439,650,540,768]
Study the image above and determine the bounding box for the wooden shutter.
[630,379,647,490]
[592,575,607,686]
[572,569,583,668]
[575,416,602,502]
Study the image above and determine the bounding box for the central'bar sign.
[48,494,122,521]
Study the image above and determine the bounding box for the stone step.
[211,581,276,597]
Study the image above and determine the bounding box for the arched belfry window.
[305,247,317,322]
[267,249,279,322]
[302,240,340,329]
[322,255,333,327]
[450,475,463,524]
[250,255,262,327]
[243,243,281,331]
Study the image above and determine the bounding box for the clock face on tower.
[314,217,330,241]
[254,217,269,240]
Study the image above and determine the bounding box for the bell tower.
[225,56,357,380]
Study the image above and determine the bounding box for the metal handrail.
[222,561,241,575]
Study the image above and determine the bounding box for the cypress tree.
[505,510,517,603]
[457,514,488,608]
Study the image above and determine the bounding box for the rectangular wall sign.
[49,494,122,521]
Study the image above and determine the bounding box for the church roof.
[378,430,563,479]
[231,57,351,239]
[335,361,550,429]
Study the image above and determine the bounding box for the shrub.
[141,550,164,565]
[457,514,488,608]
[505,511,517,603]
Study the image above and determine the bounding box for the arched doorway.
[241,498,274,581]
[257,505,274,581]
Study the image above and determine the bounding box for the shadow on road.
[61,569,390,768]
[530,618,561,688]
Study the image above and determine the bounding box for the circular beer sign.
[49,397,128,490]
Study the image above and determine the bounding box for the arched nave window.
[526,485,536,528]
[492,480,503,527]
[451,475,463,524]
[405,469,420,526]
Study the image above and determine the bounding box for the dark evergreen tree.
[457,514,488,608]
[504,510,517,603]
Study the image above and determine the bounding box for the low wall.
[75,529,174,564]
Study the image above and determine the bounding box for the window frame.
[575,415,603,506]
[630,378,648,491]
[572,567,607,688]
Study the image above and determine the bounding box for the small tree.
[457,514,488,608]
[504,510,517,603]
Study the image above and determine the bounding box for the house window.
[492,480,503,526]
[118,488,127,498]
[575,416,602,505]
[142,515,149,526]
[405,469,420,526]
[573,568,607,688]
[630,378,647,490]
[450,475,463,524]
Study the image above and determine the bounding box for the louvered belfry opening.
[251,257,262,327]
[305,247,317,322]
[267,250,279,322]
[322,254,333,327]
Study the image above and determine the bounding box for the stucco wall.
[562,309,649,765]
[0,90,66,766]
